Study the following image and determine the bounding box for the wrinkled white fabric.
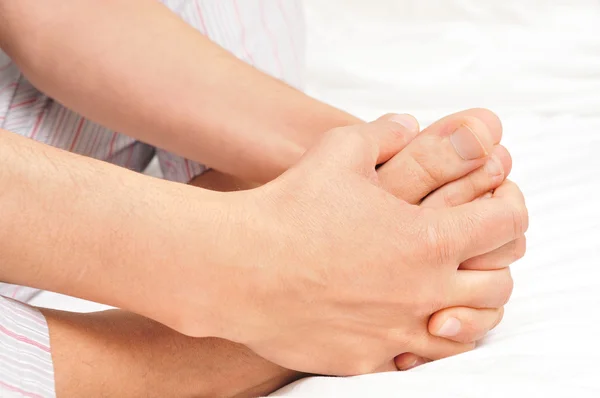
[273,1,600,396]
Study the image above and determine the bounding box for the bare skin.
[0,109,510,396]
[0,0,527,393]
[25,110,524,397]
[42,309,304,398]
[189,109,524,373]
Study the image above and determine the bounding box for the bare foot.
[373,108,524,370]
[190,108,524,372]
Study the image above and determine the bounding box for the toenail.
[450,125,488,160]
[483,154,503,177]
[435,317,461,337]
[404,357,426,370]
[389,114,419,132]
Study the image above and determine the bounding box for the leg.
[42,308,302,397]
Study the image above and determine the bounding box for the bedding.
[31,0,600,396]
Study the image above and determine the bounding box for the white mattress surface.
[32,1,600,396]
[273,1,600,396]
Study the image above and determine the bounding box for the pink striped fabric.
[0,1,305,396]
[0,298,55,398]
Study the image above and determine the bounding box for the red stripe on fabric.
[0,324,50,353]
[10,286,21,299]
[233,0,256,64]
[6,305,47,327]
[29,109,46,140]
[49,108,67,147]
[107,132,119,159]
[162,158,176,172]
[68,118,85,152]
[259,0,284,76]
[86,125,102,157]
[0,82,17,95]
[0,380,44,398]
[9,98,36,109]
[194,0,209,34]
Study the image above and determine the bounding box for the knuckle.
[492,307,505,329]
[383,122,411,143]
[439,188,463,208]
[509,203,529,238]
[513,236,527,261]
[499,270,514,306]
[419,212,456,264]
[411,148,444,186]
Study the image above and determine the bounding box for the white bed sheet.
[273,1,600,396]
[31,0,600,396]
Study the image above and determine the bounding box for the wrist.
[115,182,242,337]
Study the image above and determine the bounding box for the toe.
[421,145,512,208]
[393,353,429,371]
[377,108,503,204]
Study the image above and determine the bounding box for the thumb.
[308,114,419,177]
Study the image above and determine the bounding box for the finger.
[429,307,504,344]
[436,179,528,261]
[378,108,502,203]
[393,352,429,371]
[460,236,526,270]
[449,268,514,309]
[421,145,512,208]
[373,114,420,164]
[310,114,419,177]
[409,334,476,362]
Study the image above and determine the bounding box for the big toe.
[422,144,512,208]
[377,108,502,204]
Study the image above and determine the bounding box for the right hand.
[178,118,528,376]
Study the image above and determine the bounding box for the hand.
[177,117,528,376]
[362,109,526,370]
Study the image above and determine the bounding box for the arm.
[42,308,303,397]
[0,129,303,395]
[0,0,361,183]
[0,129,229,332]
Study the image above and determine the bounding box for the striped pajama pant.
[0,1,305,396]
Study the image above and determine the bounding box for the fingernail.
[436,317,461,337]
[450,125,488,160]
[404,357,426,370]
[483,154,503,177]
[389,114,419,133]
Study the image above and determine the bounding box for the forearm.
[0,129,230,331]
[0,0,360,183]
[42,308,302,397]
